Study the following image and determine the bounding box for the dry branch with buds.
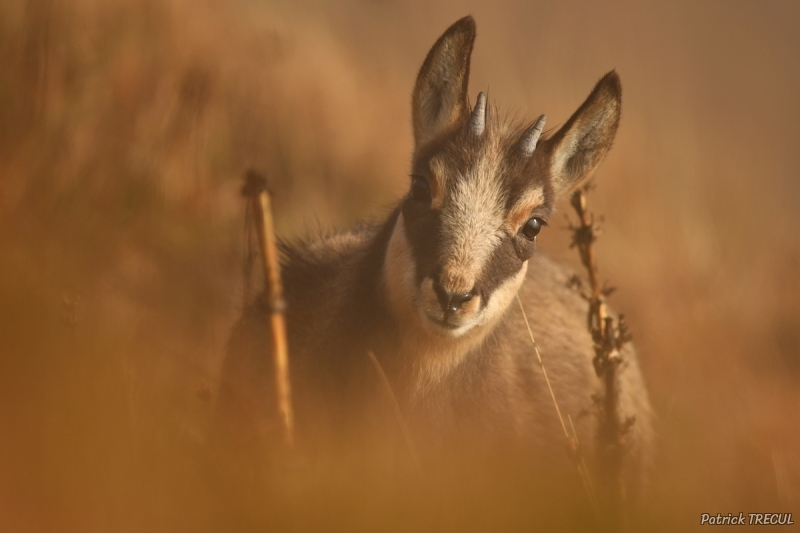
[567,181,636,522]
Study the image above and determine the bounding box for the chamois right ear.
[539,71,622,196]
[411,16,476,147]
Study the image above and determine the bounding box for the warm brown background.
[1,0,798,531]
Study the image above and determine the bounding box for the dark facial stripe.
[401,196,443,285]
[476,234,528,306]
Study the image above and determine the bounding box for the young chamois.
[216,16,652,490]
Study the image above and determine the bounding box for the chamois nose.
[432,280,475,313]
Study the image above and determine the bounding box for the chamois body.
[216,15,652,492]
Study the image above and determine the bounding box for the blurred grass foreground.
[1,0,799,531]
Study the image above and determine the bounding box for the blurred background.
[1,0,798,531]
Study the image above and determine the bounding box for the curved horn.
[469,92,487,136]
[520,114,547,157]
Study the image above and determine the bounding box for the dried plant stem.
[516,295,598,513]
[568,183,634,524]
[367,350,423,476]
[243,170,295,447]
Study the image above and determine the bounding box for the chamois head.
[385,16,621,341]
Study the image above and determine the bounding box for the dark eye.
[410,177,431,203]
[521,217,545,240]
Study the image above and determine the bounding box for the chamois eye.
[410,177,431,203]
[521,217,545,240]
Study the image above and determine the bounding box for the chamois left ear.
[411,16,476,147]
[539,71,622,196]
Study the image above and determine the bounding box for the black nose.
[433,280,475,314]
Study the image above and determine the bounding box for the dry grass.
[515,294,600,517]
[1,0,799,531]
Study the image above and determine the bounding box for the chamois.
[215,15,652,493]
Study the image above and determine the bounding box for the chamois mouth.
[431,316,461,330]
[422,311,474,336]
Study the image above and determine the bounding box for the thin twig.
[242,169,295,447]
[367,350,423,477]
[516,295,569,438]
[516,295,597,511]
[570,414,600,513]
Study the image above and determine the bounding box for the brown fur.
[215,15,652,494]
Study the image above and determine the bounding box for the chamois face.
[385,16,622,340]
[388,118,553,338]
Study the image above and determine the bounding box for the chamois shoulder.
[511,253,599,393]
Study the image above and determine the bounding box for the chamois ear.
[412,16,476,147]
[540,71,622,196]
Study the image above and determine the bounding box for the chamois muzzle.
[433,280,476,314]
